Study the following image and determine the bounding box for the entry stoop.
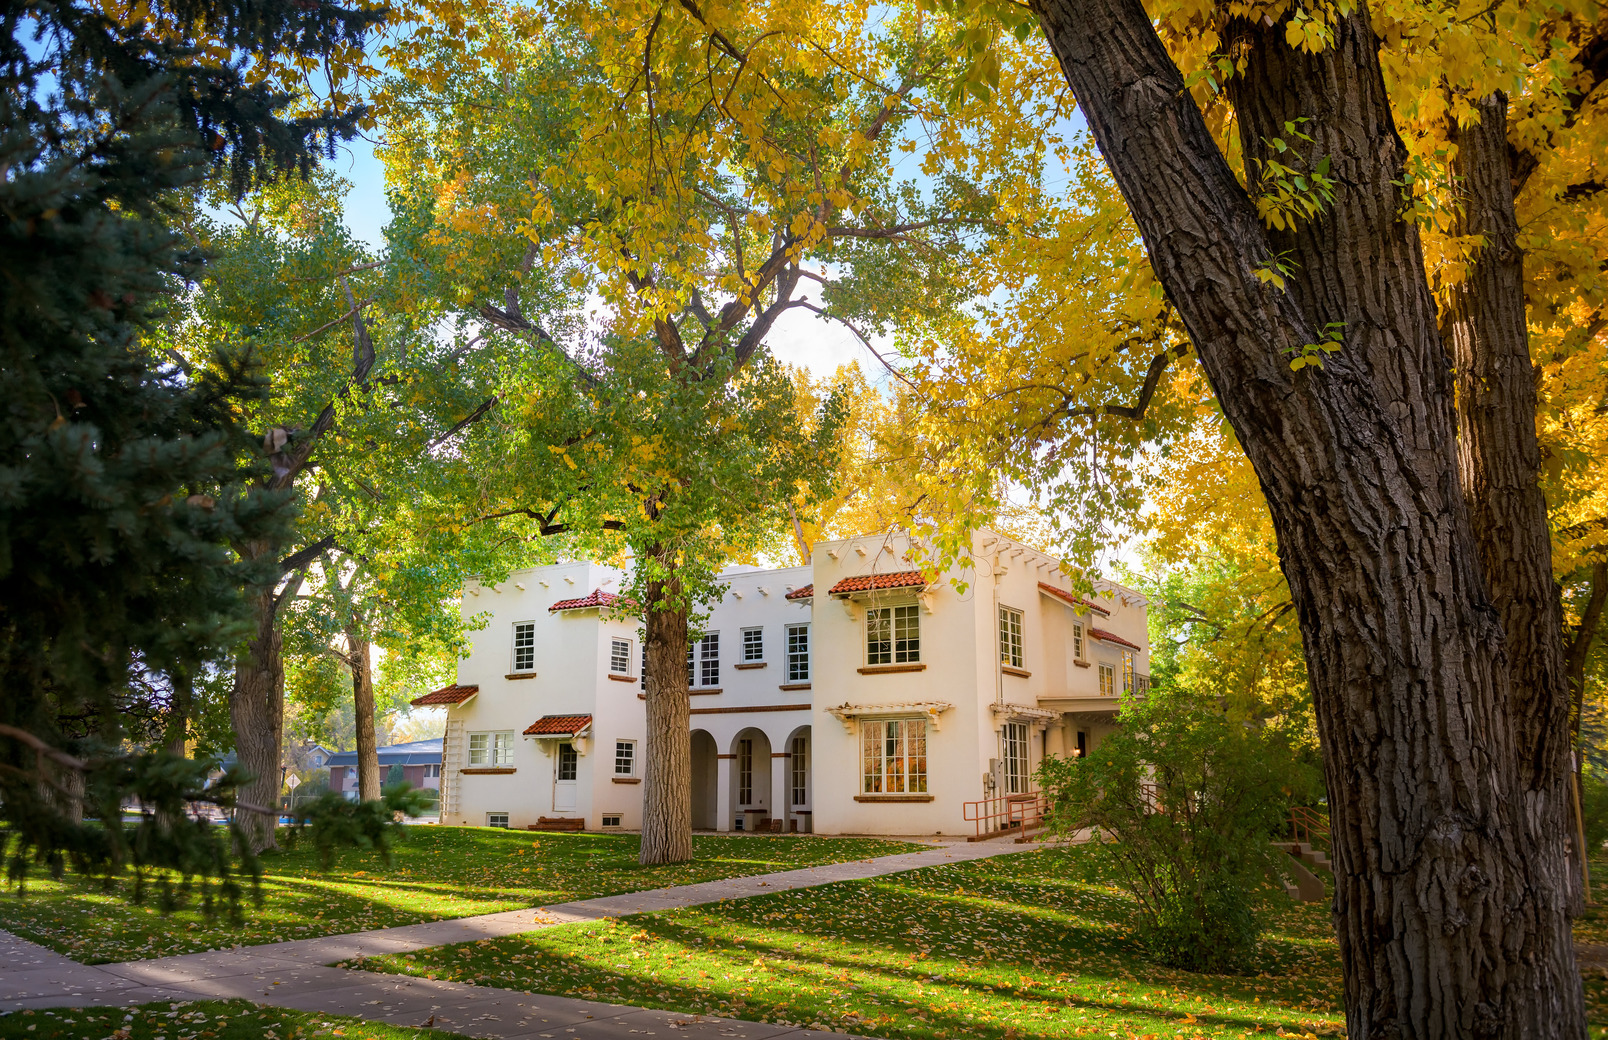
[530,817,585,832]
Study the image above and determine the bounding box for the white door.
[554,742,578,812]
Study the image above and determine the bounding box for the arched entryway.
[783,725,811,833]
[730,728,773,831]
[690,729,718,830]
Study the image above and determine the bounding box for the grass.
[0,1000,470,1040]
[0,828,923,964]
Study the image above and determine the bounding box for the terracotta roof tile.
[785,584,814,600]
[1037,581,1111,616]
[410,683,479,707]
[1089,627,1142,651]
[549,588,622,612]
[827,570,927,596]
[522,713,593,736]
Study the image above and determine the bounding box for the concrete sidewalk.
[0,837,1046,1038]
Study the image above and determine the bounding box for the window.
[999,606,1023,668]
[610,638,632,675]
[486,812,509,828]
[1072,622,1085,661]
[737,738,754,805]
[1122,650,1135,693]
[1002,722,1030,794]
[426,764,441,778]
[791,736,808,806]
[614,740,635,776]
[786,624,811,682]
[861,718,927,794]
[601,814,622,829]
[1099,664,1115,697]
[469,732,513,766]
[742,627,764,662]
[687,632,720,687]
[557,742,578,781]
[866,604,920,665]
[512,621,536,672]
[641,644,647,689]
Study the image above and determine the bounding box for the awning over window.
[1089,627,1142,651]
[549,589,623,612]
[411,683,479,707]
[991,702,1059,723]
[522,713,593,737]
[785,584,814,600]
[827,571,928,596]
[825,700,954,733]
[1036,582,1111,616]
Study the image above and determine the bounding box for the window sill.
[778,682,812,691]
[505,672,537,680]
[1001,665,1031,678]
[734,662,767,670]
[606,673,636,683]
[611,776,642,784]
[461,767,517,775]
[1073,660,1091,669]
[853,794,934,803]
[857,664,927,675]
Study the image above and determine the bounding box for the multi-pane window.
[1072,622,1085,661]
[1002,722,1030,794]
[1122,650,1135,693]
[609,638,631,675]
[866,604,920,665]
[614,740,635,776]
[512,621,536,672]
[737,738,754,805]
[641,644,647,689]
[791,736,808,806]
[999,606,1024,668]
[1099,664,1115,697]
[557,742,578,781]
[861,718,928,794]
[786,624,811,682]
[468,731,513,766]
[486,812,509,828]
[742,627,764,662]
[687,633,720,687]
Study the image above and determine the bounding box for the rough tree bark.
[1029,0,1584,1036]
[639,541,693,865]
[347,628,380,802]
[231,542,287,853]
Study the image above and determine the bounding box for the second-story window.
[1072,622,1085,661]
[742,627,764,662]
[999,606,1023,668]
[1099,664,1115,697]
[786,623,810,682]
[609,638,631,675]
[1122,650,1135,692]
[866,604,920,665]
[687,633,719,687]
[512,621,536,672]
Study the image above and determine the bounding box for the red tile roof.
[785,584,814,600]
[827,570,927,596]
[1089,627,1142,651]
[522,713,593,736]
[549,588,622,612]
[1037,582,1111,616]
[410,683,479,707]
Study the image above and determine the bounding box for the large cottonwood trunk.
[639,542,693,865]
[348,629,380,802]
[1030,0,1584,1035]
[231,541,286,854]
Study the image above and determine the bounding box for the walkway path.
[0,837,1047,1039]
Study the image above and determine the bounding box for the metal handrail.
[963,791,1049,839]
[1290,805,1330,846]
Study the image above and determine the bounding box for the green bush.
[1038,691,1319,974]
[1581,770,1608,855]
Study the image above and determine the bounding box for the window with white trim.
[609,638,631,675]
[861,718,927,794]
[601,814,622,828]
[737,738,754,805]
[468,731,513,766]
[687,632,719,687]
[640,644,647,689]
[486,812,509,828]
[742,627,764,662]
[790,736,808,806]
[786,623,810,682]
[999,606,1023,668]
[1001,722,1030,794]
[1098,664,1115,697]
[557,742,578,781]
[866,604,920,665]
[1072,622,1085,661]
[1122,650,1135,693]
[512,621,536,672]
[614,740,635,776]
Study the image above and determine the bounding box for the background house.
[325,738,444,799]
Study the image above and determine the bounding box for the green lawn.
[0,1000,469,1040]
[0,828,923,964]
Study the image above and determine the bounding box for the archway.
[690,729,718,831]
[783,725,811,833]
[730,728,773,831]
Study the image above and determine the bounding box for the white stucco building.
[414,530,1149,836]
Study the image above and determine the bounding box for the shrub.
[1038,691,1319,973]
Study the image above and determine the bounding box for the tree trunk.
[1566,561,1607,904]
[639,541,693,865]
[1029,0,1584,1035]
[348,628,381,802]
[230,540,286,854]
